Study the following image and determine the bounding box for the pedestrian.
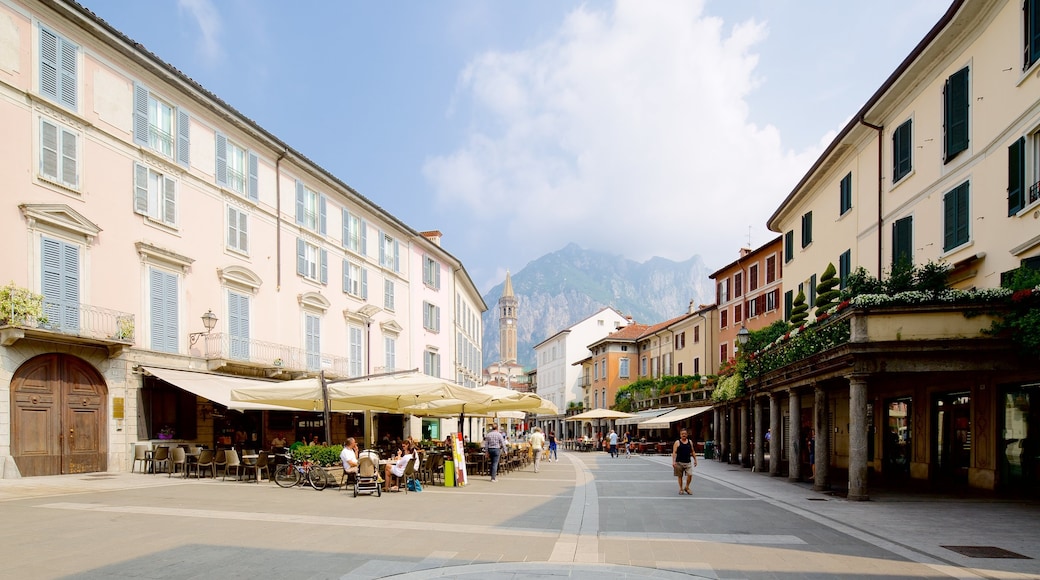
[608,429,618,458]
[482,423,508,482]
[548,430,558,462]
[528,427,545,473]
[671,428,698,495]
[622,431,632,458]
[807,428,816,482]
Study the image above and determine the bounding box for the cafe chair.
[403,454,422,494]
[131,444,149,473]
[168,447,187,478]
[189,449,216,478]
[222,448,243,481]
[242,451,269,483]
[149,446,169,475]
[214,449,227,474]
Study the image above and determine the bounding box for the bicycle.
[273,455,331,490]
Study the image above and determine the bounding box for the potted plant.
[0,283,46,326]
[158,426,175,440]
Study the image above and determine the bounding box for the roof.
[708,236,784,279]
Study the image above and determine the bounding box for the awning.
[615,407,675,426]
[141,366,302,412]
[638,406,713,430]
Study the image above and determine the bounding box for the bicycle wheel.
[308,466,330,490]
[273,464,299,488]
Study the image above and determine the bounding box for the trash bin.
[444,460,455,487]
[704,440,715,460]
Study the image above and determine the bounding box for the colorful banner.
[452,432,468,486]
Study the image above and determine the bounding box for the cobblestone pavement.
[0,453,1038,579]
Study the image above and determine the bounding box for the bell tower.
[498,271,518,364]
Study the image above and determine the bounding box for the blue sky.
[80,0,951,294]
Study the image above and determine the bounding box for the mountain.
[480,243,714,369]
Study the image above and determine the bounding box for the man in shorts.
[671,428,698,495]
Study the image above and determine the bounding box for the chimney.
[421,230,443,246]
[739,247,752,258]
[689,299,695,314]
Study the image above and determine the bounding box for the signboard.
[112,397,124,419]
[451,432,468,486]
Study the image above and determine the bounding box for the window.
[808,274,817,308]
[693,325,700,343]
[305,313,320,371]
[1008,137,1029,215]
[766,289,778,312]
[801,211,813,248]
[227,206,248,253]
[423,255,441,289]
[720,344,728,364]
[1026,0,1040,70]
[734,303,742,323]
[134,163,177,226]
[384,279,395,311]
[693,357,700,375]
[640,357,647,376]
[39,26,77,110]
[227,291,250,360]
[674,332,685,350]
[342,210,367,255]
[784,290,793,321]
[892,216,914,266]
[766,256,777,283]
[41,236,80,332]
[720,309,728,328]
[423,350,441,377]
[149,267,178,353]
[840,172,852,215]
[893,119,913,182]
[839,250,852,290]
[379,231,400,271]
[423,301,440,332]
[593,361,599,381]
[734,272,743,298]
[619,357,630,378]
[943,181,970,252]
[342,260,367,298]
[749,264,759,291]
[748,297,759,318]
[784,231,794,263]
[717,279,730,303]
[944,67,969,162]
[296,238,328,283]
[134,83,189,166]
[39,118,78,189]
[215,133,258,200]
[384,336,396,372]
[295,181,327,234]
[349,325,363,377]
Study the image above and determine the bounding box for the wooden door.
[11,354,107,476]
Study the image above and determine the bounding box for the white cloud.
[178,0,223,66]
[424,0,821,272]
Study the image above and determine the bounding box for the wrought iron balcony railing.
[197,332,350,375]
[1,294,135,344]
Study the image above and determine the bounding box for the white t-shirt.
[340,447,358,472]
[391,453,413,477]
[609,432,618,445]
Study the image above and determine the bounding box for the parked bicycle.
[273,454,331,490]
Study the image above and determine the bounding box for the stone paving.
[0,452,1037,579]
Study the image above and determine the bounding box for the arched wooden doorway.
[11,354,108,476]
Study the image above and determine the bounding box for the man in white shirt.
[340,437,359,481]
[608,429,619,458]
[528,427,546,473]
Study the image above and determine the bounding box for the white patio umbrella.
[564,408,635,421]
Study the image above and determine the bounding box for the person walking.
[547,431,558,462]
[528,427,546,473]
[672,428,698,495]
[623,431,632,459]
[608,429,619,458]
[482,423,508,482]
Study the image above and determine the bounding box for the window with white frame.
[133,83,189,166]
[342,209,366,255]
[227,290,250,360]
[295,181,326,234]
[296,238,327,283]
[227,206,248,253]
[149,267,179,353]
[619,357,629,378]
[304,313,321,371]
[348,324,364,377]
[423,255,441,289]
[384,279,395,311]
[379,231,400,271]
[423,349,441,377]
[39,118,78,189]
[423,301,440,332]
[215,133,257,200]
[384,335,396,372]
[133,163,176,226]
[39,26,77,110]
[342,260,367,298]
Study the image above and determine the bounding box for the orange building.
[708,237,784,366]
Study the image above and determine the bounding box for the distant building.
[484,271,527,390]
[708,237,784,365]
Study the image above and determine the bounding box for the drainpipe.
[275,150,288,290]
[858,118,884,279]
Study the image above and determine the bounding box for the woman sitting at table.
[384,439,414,492]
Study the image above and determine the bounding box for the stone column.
[730,403,740,464]
[813,384,829,491]
[788,389,801,482]
[713,408,721,459]
[740,402,750,468]
[719,406,729,462]
[769,392,780,476]
[848,375,869,501]
[753,396,765,472]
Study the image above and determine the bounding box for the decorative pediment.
[218,265,263,294]
[380,320,403,335]
[343,303,381,324]
[298,291,330,312]
[135,241,194,273]
[20,204,101,246]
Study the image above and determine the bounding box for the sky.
[79,0,952,294]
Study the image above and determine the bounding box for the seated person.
[340,437,359,476]
[383,439,414,491]
[271,436,286,450]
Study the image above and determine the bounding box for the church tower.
[498,271,518,364]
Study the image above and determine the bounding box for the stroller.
[354,449,381,497]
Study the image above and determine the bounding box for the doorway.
[1001,384,1039,492]
[11,353,108,476]
[934,392,971,485]
[884,397,912,481]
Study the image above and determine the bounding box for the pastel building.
[0,0,483,477]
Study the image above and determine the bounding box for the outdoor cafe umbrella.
[400,384,558,434]
[564,408,635,421]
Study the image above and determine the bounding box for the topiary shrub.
[814,263,840,317]
[789,290,808,327]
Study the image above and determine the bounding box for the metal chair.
[168,447,187,477]
[149,446,169,475]
[403,454,422,494]
[189,449,216,478]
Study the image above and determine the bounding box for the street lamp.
[736,324,750,350]
[188,309,218,346]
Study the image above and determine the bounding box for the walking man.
[672,428,698,495]
[483,423,508,482]
[528,427,545,473]
[608,429,618,458]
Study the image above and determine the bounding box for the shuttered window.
[944,67,969,162]
[133,82,190,167]
[295,181,327,234]
[349,325,364,377]
[423,301,440,332]
[423,350,441,377]
[227,291,250,360]
[342,210,367,254]
[839,249,852,290]
[784,231,794,263]
[384,336,396,373]
[1008,137,1026,216]
[342,260,367,298]
[215,133,258,200]
[801,212,813,248]
[943,181,970,252]
[296,238,327,283]
[305,314,321,371]
[892,216,914,266]
[149,267,179,353]
[893,119,913,182]
[39,26,77,110]
[227,206,248,253]
[39,118,78,188]
[384,279,395,311]
[133,163,177,226]
[379,231,400,271]
[1026,0,1040,69]
[784,290,793,321]
[839,172,852,215]
[41,237,80,333]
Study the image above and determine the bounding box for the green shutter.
[944,68,969,162]
[892,216,913,266]
[784,230,794,262]
[1009,137,1025,215]
[943,182,970,251]
[893,120,912,182]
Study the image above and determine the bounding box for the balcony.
[0,290,135,356]
[194,332,350,378]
